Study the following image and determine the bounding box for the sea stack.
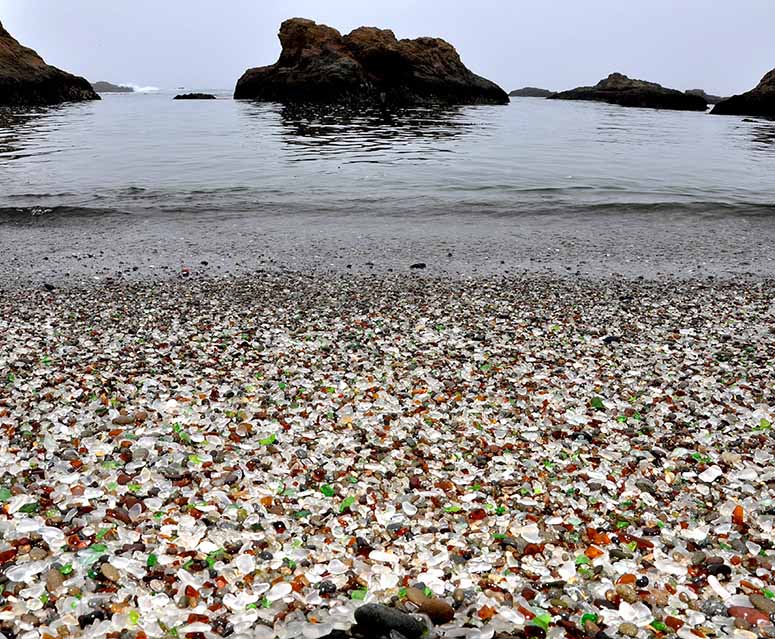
[685,89,725,105]
[712,69,775,118]
[551,73,707,111]
[174,93,217,100]
[234,18,509,106]
[0,20,99,106]
[92,81,134,93]
[509,87,555,98]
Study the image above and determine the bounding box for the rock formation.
[509,87,555,98]
[92,81,134,93]
[0,20,98,106]
[685,89,724,105]
[712,69,775,118]
[234,18,508,106]
[551,73,707,111]
[174,93,217,100]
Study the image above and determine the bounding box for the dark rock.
[354,604,426,639]
[685,89,725,105]
[551,73,707,111]
[234,18,509,106]
[174,93,217,100]
[0,21,99,106]
[92,81,134,93]
[509,87,555,98]
[706,563,732,578]
[712,69,775,119]
[409,263,427,270]
[78,610,107,628]
[524,625,547,639]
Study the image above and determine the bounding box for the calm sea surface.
[1,90,774,220]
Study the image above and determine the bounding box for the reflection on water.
[0,103,94,162]
[0,110,37,159]
[750,122,775,149]
[1,93,775,218]
[242,102,484,162]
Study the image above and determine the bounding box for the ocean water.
[1,90,774,220]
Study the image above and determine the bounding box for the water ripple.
[1,92,774,218]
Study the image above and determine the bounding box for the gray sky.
[1,0,773,95]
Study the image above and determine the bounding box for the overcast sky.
[1,0,773,95]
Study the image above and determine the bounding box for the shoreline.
[1,272,774,638]
[2,209,775,288]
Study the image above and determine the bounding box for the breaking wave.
[121,84,160,93]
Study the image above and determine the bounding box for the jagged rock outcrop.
[0,20,98,106]
[92,81,134,93]
[234,18,508,106]
[685,89,724,105]
[509,87,555,98]
[712,69,775,118]
[551,73,707,111]
[174,93,217,100]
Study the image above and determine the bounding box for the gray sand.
[1,209,774,287]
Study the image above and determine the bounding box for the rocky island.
[712,68,775,118]
[91,81,134,93]
[551,73,707,111]
[509,87,555,98]
[234,18,509,106]
[685,88,724,105]
[173,93,217,100]
[0,20,98,106]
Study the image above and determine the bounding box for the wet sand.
[1,209,775,287]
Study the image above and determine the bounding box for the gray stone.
[701,600,728,617]
[750,594,775,616]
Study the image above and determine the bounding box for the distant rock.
[0,20,99,106]
[685,89,725,105]
[509,87,555,98]
[92,81,134,93]
[712,69,775,118]
[173,93,217,100]
[234,18,509,106]
[551,73,707,111]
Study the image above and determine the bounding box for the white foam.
[121,83,160,93]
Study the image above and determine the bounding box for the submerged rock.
[234,18,509,106]
[551,72,707,111]
[685,88,725,105]
[174,93,217,100]
[712,68,775,118]
[0,20,99,106]
[509,87,555,98]
[91,81,134,93]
